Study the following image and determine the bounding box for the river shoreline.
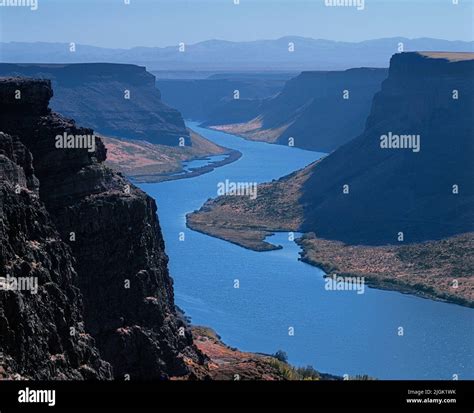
[186,159,474,309]
[297,242,474,309]
[104,127,242,184]
[187,209,474,309]
[141,122,473,380]
[131,148,242,183]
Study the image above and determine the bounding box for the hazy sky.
[1,0,473,48]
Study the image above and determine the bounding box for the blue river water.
[139,122,473,380]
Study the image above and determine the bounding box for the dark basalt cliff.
[0,78,203,379]
[205,68,388,153]
[0,131,112,380]
[0,64,190,147]
[156,74,288,121]
[262,68,388,152]
[301,52,474,244]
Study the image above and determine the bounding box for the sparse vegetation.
[267,358,322,381]
[103,128,239,182]
[299,233,474,307]
[273,350,288,363]
[187,162,474,307]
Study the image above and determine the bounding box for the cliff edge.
[0,64,191,146]
[301,52,474,244]
[0,77,202,379]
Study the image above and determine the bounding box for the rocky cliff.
[0,77,202,379]
[0,127,112,380]
[0,64,190,146]
[156,73,289,121]
[300,52,474,244]
[208,68,388,153]
[186,52,474,306]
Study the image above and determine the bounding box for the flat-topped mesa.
[366,52,474,130]
[0,63,159,90]
[388,51,474,76]
[301,51,474,245]
[0,77,204,379]
[0,64,190,146]
[265,68,388,152]
[206,67,387,153]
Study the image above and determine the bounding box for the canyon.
[206,68,388,152]
[187,52,474,307]
[156,68,389,153]
[152,122,473,379]
[1,50,472,382]
[0,63,240,182]
[0,77,302,380]
[156,72,290,122]
[0,63,190,146]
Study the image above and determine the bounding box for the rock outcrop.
[0,64,190,146]
[207,68,388,153]
[0,77,203,379]
[156,73,288,121]
[0,130,112,380]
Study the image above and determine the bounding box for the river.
[139,121,474,380]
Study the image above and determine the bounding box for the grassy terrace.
[187,164,474,307]
[103,128,240,183]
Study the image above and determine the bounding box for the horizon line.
[1,36,473,51]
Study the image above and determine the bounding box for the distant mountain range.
[1,37,472,70]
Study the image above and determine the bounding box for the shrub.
[273,350,288,363]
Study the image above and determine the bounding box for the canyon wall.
[0,64,190,146]
[202,68,387,153]
[0,130,112,380]
[300,52,474,244]
[156,73,289,121]
[0,78,203,379]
